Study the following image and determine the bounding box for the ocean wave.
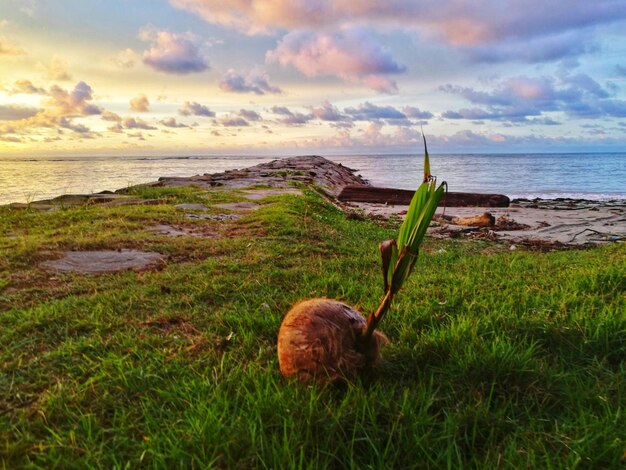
[508,192,626,201]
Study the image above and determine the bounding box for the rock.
[149,224,219,238]
[40,250,165,274]
[185,213,241,221]
[213,202,260,211]
[148,156,367,197]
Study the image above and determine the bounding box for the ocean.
[1,153,625,205]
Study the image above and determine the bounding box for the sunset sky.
[1,0,625,155]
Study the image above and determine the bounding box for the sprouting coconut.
[278,134,447,383]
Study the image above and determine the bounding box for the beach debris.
[494,213,530,231]
[40,250,165,274]
[338,185,509,207]
[569,228,623,243]
[434,212,495,227]
[278,135,445,383]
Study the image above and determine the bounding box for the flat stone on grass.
[175,203,210,211]
[185,213,241,221]
[213,202,260,211]
[149,224,219,238]
[40,250,165,274]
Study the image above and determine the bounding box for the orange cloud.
[130,94,150,112]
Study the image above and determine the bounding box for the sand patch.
[40,250,165,274]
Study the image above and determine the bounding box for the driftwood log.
[338,185,510,207]
[433,212,495,227]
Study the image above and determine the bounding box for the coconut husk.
[277,298,388,383]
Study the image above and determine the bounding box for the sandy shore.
[344,197,626,248]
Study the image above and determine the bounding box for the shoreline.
[3,155,625,247]
[2,152,625,206]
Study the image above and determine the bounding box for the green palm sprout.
[362,134,447,344]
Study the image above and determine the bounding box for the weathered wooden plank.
[337,184,510,207]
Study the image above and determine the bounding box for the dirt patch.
[137,316,234,357]
[39,250,165,274]
[149,224,220,238]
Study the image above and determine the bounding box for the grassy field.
[1,186,624,468]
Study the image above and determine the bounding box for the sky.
[1,0,626,156]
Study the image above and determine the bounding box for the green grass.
[1,187,625,468]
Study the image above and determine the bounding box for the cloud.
[219,115,249,127]
[41,56,72,81]
[45,81,102,116]
[0,36,25,55]
[219,68,282,95]
[270,105,313,125]
[130,94,150,112]
[123,117,157,130]
[294,121,424,151]
[6,79,46,95]
[310,101,348,122]
[1,81,102,136]
[172,0,626,66]
[1,135,23,143]
[101,111,122,122]
[160,117,188,128]
[171,0,626,41]
[0,105,41,121]
[441,73,626,122]
[13,0,36,17]
[344,102,406,120]
[463,31,598,63]
[111,48,138,68]
[126,132,146,140]
[266,27,405,93]
[238,109,262,121]
[402,106,434,119]
[107,123,124,133]
[141,29,209,74]
[178,100,215,117]
[59,117,98,137]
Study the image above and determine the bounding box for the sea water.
[0,153,625,205]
